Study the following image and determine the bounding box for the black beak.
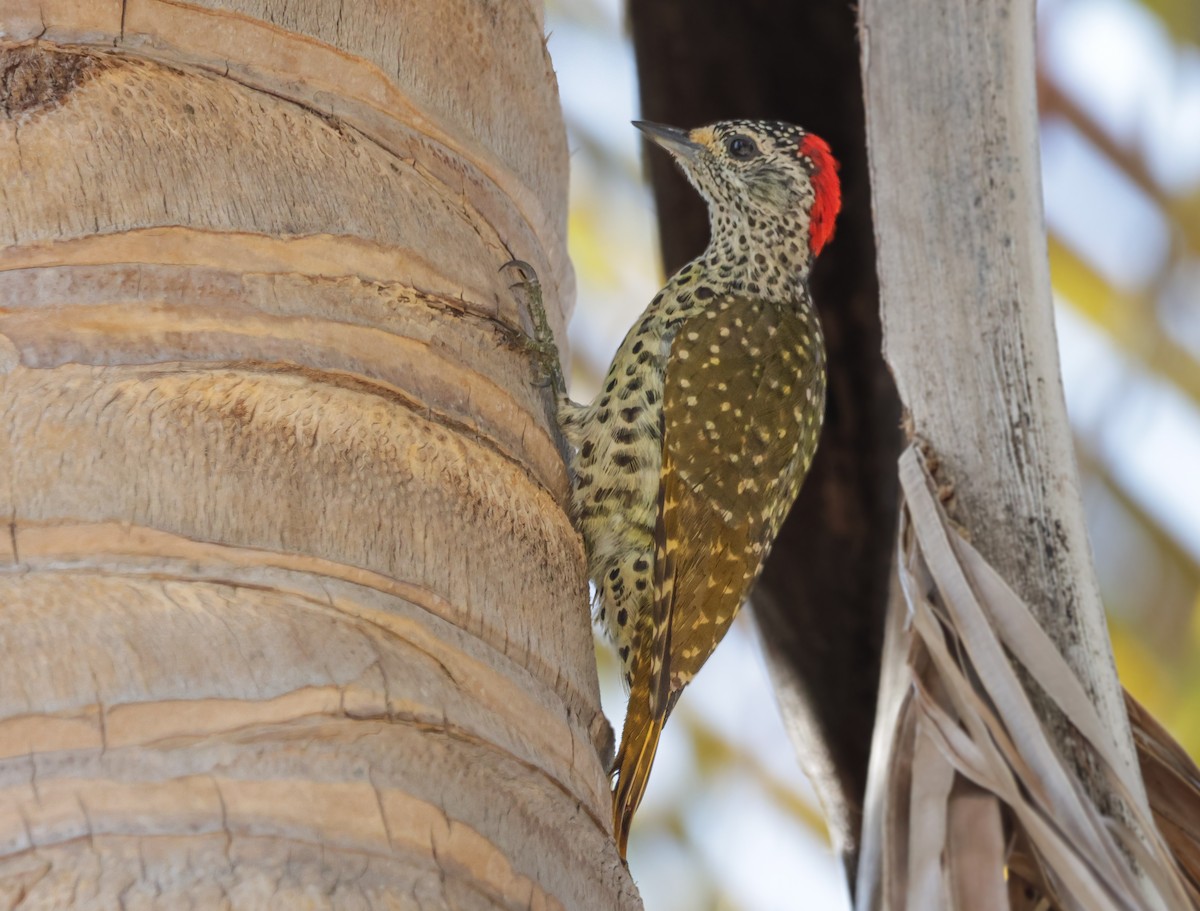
[633,121,703,162]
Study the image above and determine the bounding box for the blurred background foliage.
[545,0,1200,907]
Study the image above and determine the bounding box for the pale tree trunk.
[855,0,1192,908]
[0,2,636,908]
[862,0,1138,792]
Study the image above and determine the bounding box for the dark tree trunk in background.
[630,0,900,882]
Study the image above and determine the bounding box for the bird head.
[634,119,841,261]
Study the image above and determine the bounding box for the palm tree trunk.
[0,3,635,907]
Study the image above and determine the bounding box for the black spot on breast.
[614,452,637,470]
[614,427,637,444]
[620,646,630,662]
[695,286,714,300]
[620,406,643,422]
[645,390,658,404]
[581,441,594,459]
[617,608,628,626]
[606,378,617,393]
[597,410,611,423]
[633,558,649,573]
[635,579,647,591]
[609,567,620,581]
[632,340,644,354]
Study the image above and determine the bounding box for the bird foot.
[501,260,566,397]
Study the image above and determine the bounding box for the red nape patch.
[797,134,841,256]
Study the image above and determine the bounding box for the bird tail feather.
[612,696,666,858]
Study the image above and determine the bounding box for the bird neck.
[695,206,814,306]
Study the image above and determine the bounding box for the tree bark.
[0,2,635,907]
[857,0,1151,894]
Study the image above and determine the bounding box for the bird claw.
[500,258,537,285]
[500,259,565,396]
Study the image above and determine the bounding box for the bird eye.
[725,134,759,160]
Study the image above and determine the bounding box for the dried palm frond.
[1127,690,1200,903]
[854,445,1199,911]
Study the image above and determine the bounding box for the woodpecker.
[518,119,840,858]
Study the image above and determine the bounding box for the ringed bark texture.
[0,2,635,908]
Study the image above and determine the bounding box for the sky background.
[543,0,1200,907]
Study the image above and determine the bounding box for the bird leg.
[501,260,566,398]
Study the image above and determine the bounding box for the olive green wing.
[653,295,824,707]
[612,293,823,853]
